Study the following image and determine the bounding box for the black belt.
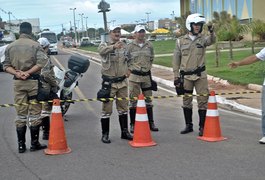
[13,74,40,80]
[102,75,126,83]
[180,66,205,76]
[131,70,151,76]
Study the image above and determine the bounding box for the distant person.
[172,13,216,136]
[97,25,132,143]
[37,37,59,140]
[229,47,265,144]
[3,22,48,153]
[127,25,159,133]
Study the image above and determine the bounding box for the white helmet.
[38,37,50,48]
[186,13,206,32]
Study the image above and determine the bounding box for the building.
[180,0,265,22]
[5,18,40,34]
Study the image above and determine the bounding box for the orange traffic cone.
[198,91,227,142]
[44,99,71,155]
[129,94,157,147]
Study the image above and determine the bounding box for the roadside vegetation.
[78,40,265,85]
[78,10,265,86]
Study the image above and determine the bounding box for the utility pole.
[170,11,175,20]
[98,0,110,32]
[70,21,72,32]
[8,11,12,31]
[61,24,64,35]
[84,16,88,37]
[79,13,84,38]
[70,8,77,43]
[145,12,151,30]
[94,24,97,40]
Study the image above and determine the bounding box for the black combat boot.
[198,109,207,136]
[119,114,133,140]
[42,116,50,140]
[129,108,136,133]
[16,126,27,153]
[147,107,159,131]
[180,108,193,134]
[29,126,47,151]
[101,118,111,143]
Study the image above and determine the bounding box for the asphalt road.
[0,49,265,180]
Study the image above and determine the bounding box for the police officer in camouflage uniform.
[127,25,159,133]
[3,22,48,153]
[172,14,216,136]
[38,37,59,140]
[98,25,133,143]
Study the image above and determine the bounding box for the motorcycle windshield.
[53,66,64,81]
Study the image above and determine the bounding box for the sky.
[0,0,180,33]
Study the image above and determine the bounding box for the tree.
[175,11,191,36]
[210,11,248,61]
[248,19,265,53]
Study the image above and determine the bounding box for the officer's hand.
[20,71,30,80]
[228,62,239,69]
[207,24,214,33]
[114,41,123,49]
[14,70,22,79]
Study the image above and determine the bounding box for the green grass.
[154,49,265,85]
[79,46,98,52]
[78,40,265,86]
[152,40,175,54]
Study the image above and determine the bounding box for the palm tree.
[248,19,265,53]
[210,11,248,60]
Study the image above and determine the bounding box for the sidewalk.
[65,48,262,117]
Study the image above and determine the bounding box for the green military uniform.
[172,33,216,135]
[98,39,132,143]
[4,34,48,127]
[127,39,158,132]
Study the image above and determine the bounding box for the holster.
[36,80,50,101]
[97,80,112,102]
[141,72,157,92]
[175,75,184,95]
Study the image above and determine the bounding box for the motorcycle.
[53,55,90,115]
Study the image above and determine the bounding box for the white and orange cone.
[129,94,157,147]
[44,99,71,155]
[197,91,227,142]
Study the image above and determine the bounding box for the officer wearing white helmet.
[37,37,59,141]
[38,37,50,48]
[172,13,216,136]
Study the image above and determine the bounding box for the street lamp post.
[8,11,12,31]
[79,13,84,38]
[94,24,97,40]
[145,12,151,30]
[98,0,110,32]
[84,16,88,37]
[70,8,77,43]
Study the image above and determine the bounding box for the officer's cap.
[134,25,146,33]
[109,25,121,32]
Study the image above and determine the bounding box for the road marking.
[51,55,95,112]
